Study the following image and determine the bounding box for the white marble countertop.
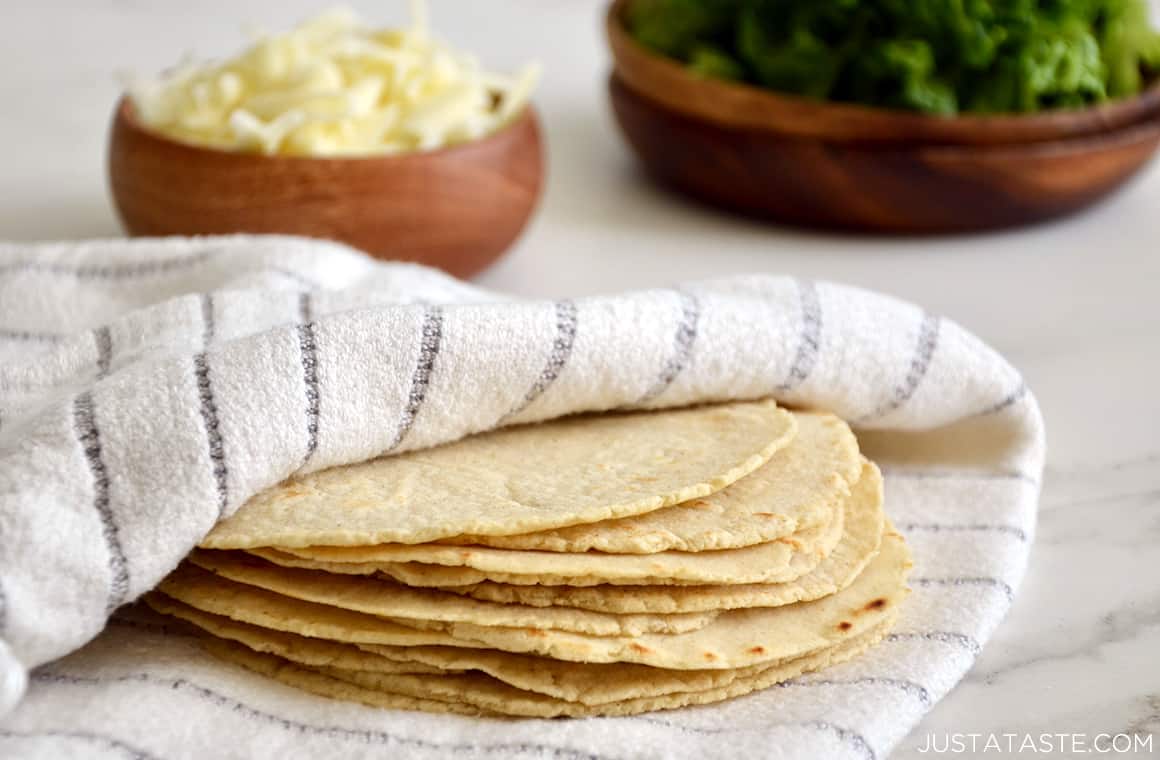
[2,1,1158,756]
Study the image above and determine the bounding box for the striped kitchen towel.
[0,235,1044,760]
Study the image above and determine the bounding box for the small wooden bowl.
[607,0,1160,232]
[108,98,544,278]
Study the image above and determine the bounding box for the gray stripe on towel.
[859,312,941,422]
[898,522,1029,542]
[637,290,699,405]
[885,630,982,654]
[33,671,610,760]
[0,730,162,760]
[0,328,64,343]
[94,326,113,379]
[199,294,215,347]
[385,305,444,452]
[638,716,875,760]
[297,293,321,466]
[73,392,129,612]
[0,248,217,281]
[777,279,822,393]
[193,353,228,516]
[911,576,1014,601]
[298,291,314,325]
[503,300,578,420]
[777,676,931,706]
[971,381,1028,417]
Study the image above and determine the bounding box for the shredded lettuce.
[627,0,1160,114]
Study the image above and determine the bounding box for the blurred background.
[1,1,1156,306]
[1,4,1158,755]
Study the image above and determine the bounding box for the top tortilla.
[439,411,861,553]
[202,400,796,549]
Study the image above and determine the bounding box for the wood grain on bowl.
[108,98,544,279]
[607,0,1160,146]
[610,75,1160,233]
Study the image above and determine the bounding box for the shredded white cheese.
[129,4,541,156]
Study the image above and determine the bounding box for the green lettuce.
[627,0,1160,114]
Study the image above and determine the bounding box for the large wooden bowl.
[607,0,1160,232]
[607,0,1160,146]
[108,98,544,278]
[611,75,1160,232]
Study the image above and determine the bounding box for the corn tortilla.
[186,551,720,637]
[160,529,909,670]
[447,461,883,613]
[205,617,895,717]
[441,412,860,554]
[202,400,796,549]
[268,501,842,587]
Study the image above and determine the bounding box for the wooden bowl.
[607,0,1160,232]
[610,75,1160,232]
[108,98,544,278]
[607,0,1160,146]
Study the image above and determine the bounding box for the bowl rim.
[113,95,539,163]
[607,0,1160,146]
[611,70,1160,163]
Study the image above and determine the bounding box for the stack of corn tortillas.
[146,399,913,717]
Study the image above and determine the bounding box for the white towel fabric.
[0,235,1044,760]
